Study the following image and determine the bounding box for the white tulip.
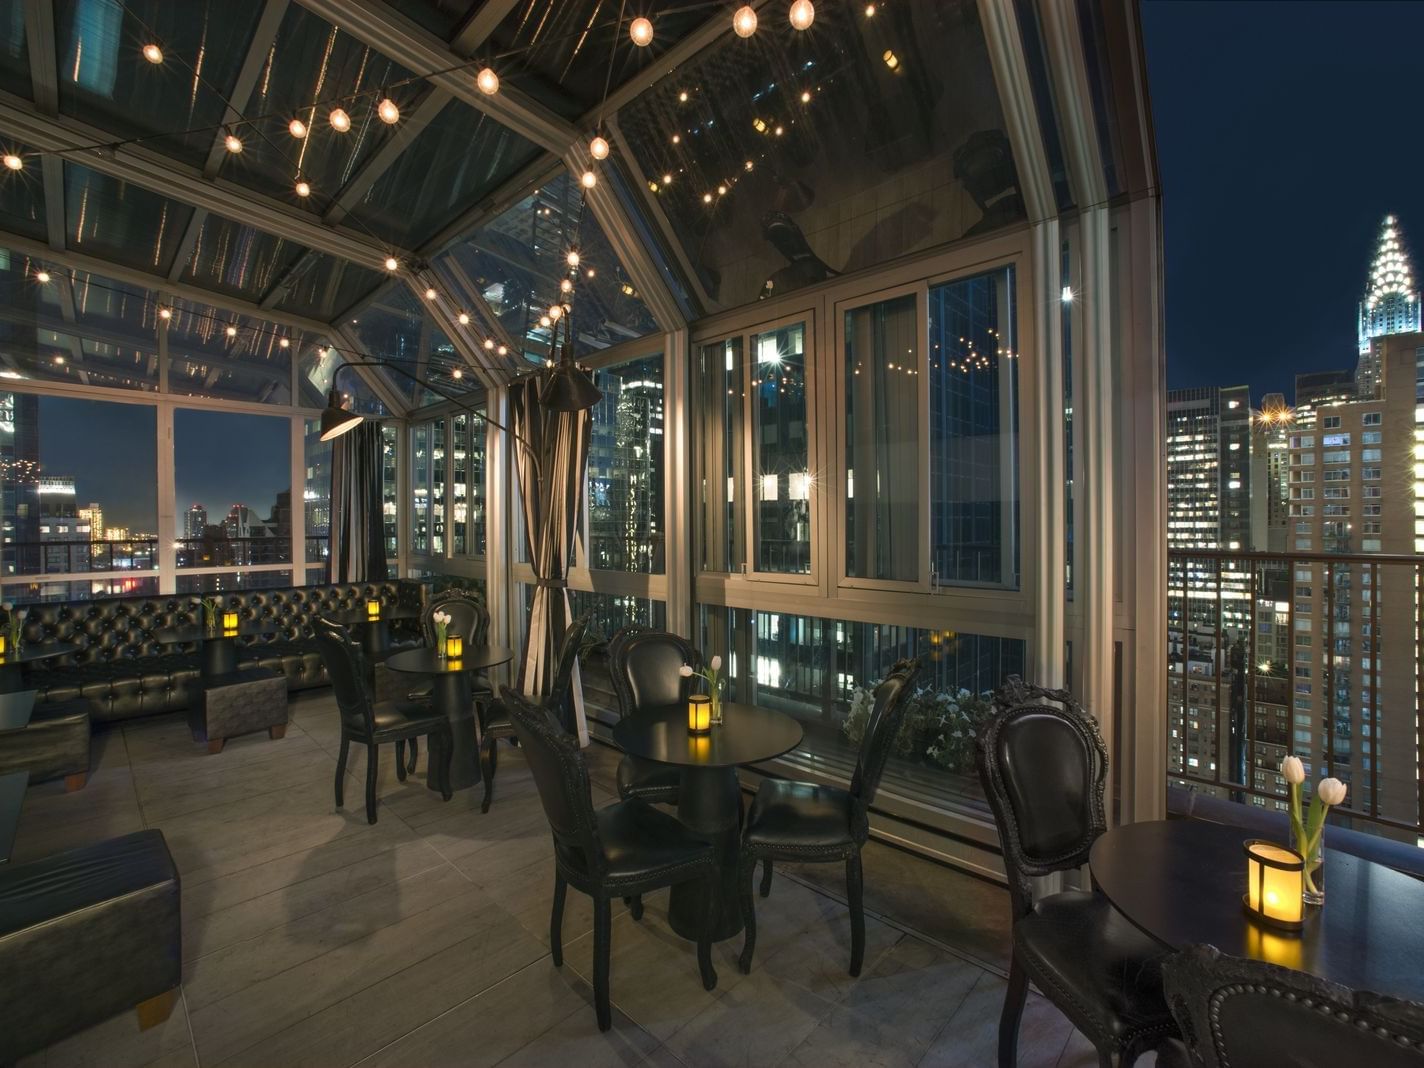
[1280,755,1305,785]
[2,602,13,611]
[678,665,694,677]
[1317,777,1348,806]
[709,655,722,671]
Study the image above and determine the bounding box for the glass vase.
[1302,836,1324,906]
[435,628,447,659]
[709,679,724,726]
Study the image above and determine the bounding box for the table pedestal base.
[201,637,237,679]
[669,766,743,942]
[430,670,479,793]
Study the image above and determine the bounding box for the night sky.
[1141,0,1424,403]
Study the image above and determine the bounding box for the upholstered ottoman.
[190,667,289,754]
[0,698,91,790]
[0,830,182,1062]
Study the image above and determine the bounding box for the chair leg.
[847,850,865,977]
[335,736,349,808]
[593,894,612,1032]
[480,733,496,814]
[738,854,758,974]
[550,872,567,967]
[394,740,407,782]
[365,743,379,824]
[698,874,719,992]
[999,955,1030,1068]
[760,857,773,897]
[135,988,177,1031]
[628,894,643,920]
[407,736,419,773]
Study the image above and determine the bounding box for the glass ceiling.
[350,284,466,408]
[0,3,29,100]
[179,213,306,303]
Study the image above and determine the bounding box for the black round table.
[322,606,420,659]
[384,645,514,794]
[614,702,803,942]
[1089,819,1424,1000]
[154,621,284,679]
[0,642,78,694]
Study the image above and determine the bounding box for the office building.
[1356,215,1421,398]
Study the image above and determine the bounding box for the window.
[410,423,430,556]
[1322,433,1350,447]
[1363,412,1382,426]
[695,336,744,574]
[588,352,664,573]
[1323,416,1341,429]
[381,424,398,559]
[452,411,485,556]
[303,418,330,566]
[1363,431,1382,444]
[751,323,810,574]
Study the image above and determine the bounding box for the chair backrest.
[500,685,604,874]
[314,628,375,734]
[544,615,591,727]
[975,675,1107,919]
[422,591,488,647]
[1163,944,1424,1068]
[608,626,699,718]
[849,659,920,807]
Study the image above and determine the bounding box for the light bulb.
[484,338,495,350]
[329,108,351,132]
[288,118,308,139]
[294,179,311,198]
[224,133,243,153]
[629,16,653,46]
[790,0,815,30]
[679,91,689,103]
[718,184,727,195]
[744,159,754,171]
[703,192,713,204]
[142,43,164,64]
[548,304,563,320]
[589,135,610,160]
[801,90,811,103]
[560,278,573,293]
[539,315,551,328]
[497,345,507,356]
[278,337,289,348]
[566,250,580,267]
[157,306,170,319]
[425,287,437,300]
[586,268,596,278]
[452,368,463,379]
[476,67,499,95]
[383,256,399,271]
[662,173,673,184]
[377,97,399,124]
[225,325,238,338]
[458,312,470,325]
[35,269,51,283]
[2,154,21,171]
[733,5,758,36]
[580,170,597,189]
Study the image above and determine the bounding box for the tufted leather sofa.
[18,581,424,724]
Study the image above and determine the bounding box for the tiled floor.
[10,690,1158,1068]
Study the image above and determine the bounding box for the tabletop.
[0,642,79,666]
[384,645,515,675]
[613,702,804,769]
[1089,818,1424,1000]
[154,621,285,644]
[323,606,421,626]
[0,770,27,864]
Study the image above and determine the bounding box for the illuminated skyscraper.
[1356,215,1421,396]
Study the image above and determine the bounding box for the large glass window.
[453,411,486,556]
[174,408,291,569]
[845,292,920,583]
[303,418,330,567]
[410,423,430,556]
[752,323,811,574]
[587,353,664,573]
[695,336,744,574]
[381,424,398,560]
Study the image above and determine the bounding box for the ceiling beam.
[21,0,58,115]
[202,0,289,178]
[0,91,415,270]
[422,259,520,377]
[329,323,414,416]
[404,274,500,390]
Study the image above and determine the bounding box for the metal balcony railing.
[0,536,330,574]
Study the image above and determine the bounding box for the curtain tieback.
[534,577,568,589]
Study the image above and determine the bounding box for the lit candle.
[366,599,381,620]
[445,634,464,660]
[688,694,712,734]
[221,610,239,632]
[0,633,8,656]
[1243,840,1305,929]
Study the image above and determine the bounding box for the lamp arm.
[331,360,541,481]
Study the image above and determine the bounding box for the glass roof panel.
[383,0,474,40]
[69,266,161,350]
[351,285,461,407]
[347,99,544,250]
[64,161,195,273]
[271,252,386,321]
[0,2,30,99]
[619,0,1024,309]
[301,341,388,414]
[55,0,263,166]
[0,143,48,241]
[178,213,308,302]
[165,296,295,405]
[438,171,659,359]
[221,5,419,204]
[489,2,710,119]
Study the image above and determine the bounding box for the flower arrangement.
[200,596,219,630]
[432,609,452,655]
[1280,755,1348,904]
[680,655,724,724]
[842,683,994,773]
[1,601,20,653]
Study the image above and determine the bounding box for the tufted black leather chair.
[1163,944,1424,1067]
[477,614,589,815]
[737,658,918,978]
[976,676,1178,1067]
[501,685,719,1032]
[315,627,453,824]
[608,627,699,806]
[20,581,420,724]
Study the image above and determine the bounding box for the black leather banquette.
[16,581,423,724]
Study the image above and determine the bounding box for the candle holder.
[221,610,239,633]
[366,599,381,620]
[1243,839,1305,930]
[687,694,712,734]
[445,633,464,660]
[0,633,7,657]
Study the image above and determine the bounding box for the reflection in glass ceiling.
[64,162,194,273]
[619,0,1023,308]
[0,140,46,241]
[352,284,466,407]
[0,3,29,99]
[269,252,387,322]
[166,296,295,406]
[179,214,307,303]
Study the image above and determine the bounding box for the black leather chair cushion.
[371,700,448,736]
[1014,890,1175,1044]
[617,755,681,802]
[744,778,866,855]
[556,798,714,884]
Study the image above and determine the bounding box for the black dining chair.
[401,590,492,774]
[476,614,590,814]
[737,658,919,978]
[500,686,720,1032]
[315,627,453,824]
[608,626,699,806]
[976,676,1178,1067]
[1163,943,1424,1067]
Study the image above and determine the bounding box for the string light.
[377,97,400,124]
[548,304,563,320]
[580,170,597,189]
[661,172,673,184]
[560,278,573,293]
[425,287,437,300]
[497,345,508,356]
[539,315,551,327]
[329,108,351,133]
[703,192,713,204]
[35,270,51,284]
[383,256,399,271]
[790,0,815,30]
[484,338,496,350]
[288,118,308,139]
[717,184,727,195]
[278,337,289,347]
[865,3,876,15]
[2,154,21,171]
[452,368,463,379]
[225,325,238,338]
[142,43,164,64]
[586,268,596,278]
[801,90,812,103]
[158,306,171,319]
[566,250,580,267]
[629,17,654,47]
[458,312,470,325]
[733,5,758,36]
[223,132,243,153]
[476,67,499,95]
[589,135,610,160]
[294,178,311,198]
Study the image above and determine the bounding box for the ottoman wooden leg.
[208,739,225,754]
[64,772,88,791]
[135,988,178,1031]
[269,724,287,740]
